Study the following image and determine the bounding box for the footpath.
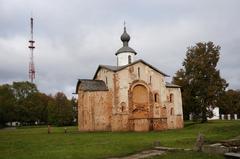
[108,146,191,159]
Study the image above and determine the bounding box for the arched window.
[128,55,132,64]
[154,93,159,103]
[170,93,174,103]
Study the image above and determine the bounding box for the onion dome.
[116,26,137,55]
[121,26,130,45]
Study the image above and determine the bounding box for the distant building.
[75,27,184,131]
[208,107,220,120]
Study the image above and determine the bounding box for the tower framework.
[28,17,35,83]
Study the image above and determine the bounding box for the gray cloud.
[0,0,240,97]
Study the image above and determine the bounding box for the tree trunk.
[201,106,207,123]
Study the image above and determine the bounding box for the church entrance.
[131,83,150,131]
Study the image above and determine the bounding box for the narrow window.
[170,108,174,115]
[121,106,124,112]
[138,67,140,78]
[170,93,174,103]
[128,55,132,64]
[150,76,152,84]
[120,102,126,112]
[105,76,108,85]
[154,93,159,103]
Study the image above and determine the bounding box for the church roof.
[165,82,181,88]
[116,46,137,55]
[93,59,169,79]
[75,79,108,93]
[98,65,122,71]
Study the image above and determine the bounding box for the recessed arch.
[130,80,150,93]
[129,81,150,118]
[132,84,148,104]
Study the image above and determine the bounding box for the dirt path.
[108,149,165,159]
[108,147,190,159]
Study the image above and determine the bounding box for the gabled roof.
[93,59,169,79]
[165,82,181,88]
[75,79,108,93]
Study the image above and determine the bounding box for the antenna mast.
[28,17,36,83]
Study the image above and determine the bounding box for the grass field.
[0,120,239,159]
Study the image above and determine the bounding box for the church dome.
[120,27,130,42]
[115,26,137,55]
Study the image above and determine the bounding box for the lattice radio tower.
[28,17,36,83]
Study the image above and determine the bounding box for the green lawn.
[0,120,239,159]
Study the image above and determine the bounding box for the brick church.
[75,26,183,131]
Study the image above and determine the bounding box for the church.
[75,26,184,131]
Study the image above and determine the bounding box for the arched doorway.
[130,83,150,131]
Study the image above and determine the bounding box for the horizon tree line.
[0,81,77,127]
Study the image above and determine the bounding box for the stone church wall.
[111,114,129,131]
[95,68,114,91]
[78,90,112,131]
[116,62,167,113]
[166,87,184,129]
[79,61,184,131]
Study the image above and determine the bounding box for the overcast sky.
[0,0,240,98]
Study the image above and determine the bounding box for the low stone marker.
[48,125,51,134]
[234,114,238,120]
[193,133,205,152]
[221,114,225,120]
[153,140,161,147]
[227,114,231,120]
[64,128,67,133]
[189,114,193,121]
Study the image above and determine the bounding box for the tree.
[173,42,228,122]
[12,81,39,125]
[218,89,240,117]
[0,84,16,127]
[47,92,73,126]
[70,96,78,124]
[12,81,38,101]
[0,81,74,127]
[173,69,197,120]
[24,92,50,124]
[36,93,52,124]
